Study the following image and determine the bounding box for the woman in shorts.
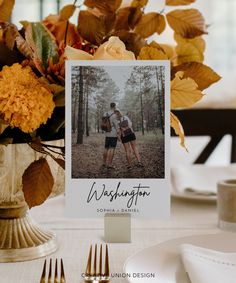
[115,109,143,169]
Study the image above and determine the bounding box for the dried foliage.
[0,0,221,206]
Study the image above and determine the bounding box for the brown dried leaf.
[176,42,204,64]
[131,0,148,8]
[115,7,142,31]
[84,0,122,13]
[171,62,221,90]
[166,0,195,5]
[22,158,54,208]
[112,30,146,56]
[59,4,76,21]
[171,112,187,150]
[166,9,207,38]
[0,0,15,22]
[135,12,166,38]
[149,41,175,59]
[138,45,168,60]
[174,33,206,53]
[171,71,203,109]
[102,13,116,34]
[78,10,105,45]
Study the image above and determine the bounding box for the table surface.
[0,195,220,283]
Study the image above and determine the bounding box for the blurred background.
[11,0,236,166]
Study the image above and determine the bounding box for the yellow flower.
[0,63,55,133]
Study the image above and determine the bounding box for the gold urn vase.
[0,141,64,262]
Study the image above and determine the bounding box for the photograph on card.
[71,64,166,179]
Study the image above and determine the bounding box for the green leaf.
[25,22,59,71]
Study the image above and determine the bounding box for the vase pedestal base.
[0,203,58,262]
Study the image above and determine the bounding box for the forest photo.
[71,64,166,179]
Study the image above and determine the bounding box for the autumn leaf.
[150,41,175,59]
[22,158,54,208]
[43,15,80,46]
[166,9,207,38]
[84,0,122,13]
[112,30,146,56]
[0,0,15,22]
[174,33,205,53]
[171,62,221,90]
[138,45,168,60]
[171,112,187,150]
[59,4,76,21]
[78,10,106,45]
[115,7,142,31]
[166,0,195,5]
[171,71,203,109]
[24,22,59,71]
[176,42,204,64]
[135,12,166,38]
[131,0,148,8]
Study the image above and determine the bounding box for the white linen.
[171,165,236,195]
[181,244,236,283]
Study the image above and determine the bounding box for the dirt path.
[72,131,164,179]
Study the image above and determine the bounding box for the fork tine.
[48,258,53,283]
[40,259,47,283]
[54,259,58,283]
[60,259,66,283]
[99,244,103,276]
[85,245,92,276]
[104,244,109,277]
[93,244,97,276]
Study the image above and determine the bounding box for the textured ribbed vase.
[0,141,64,262]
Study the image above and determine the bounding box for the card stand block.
[104,213,131,243]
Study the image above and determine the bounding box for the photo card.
[66,60,170,218]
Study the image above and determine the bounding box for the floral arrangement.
[0,0,220,207]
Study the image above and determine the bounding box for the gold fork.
[84,244,110,283]
[40,258,66,283]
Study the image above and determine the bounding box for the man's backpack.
[101,113,114,132]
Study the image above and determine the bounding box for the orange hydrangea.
[0,63,55,133]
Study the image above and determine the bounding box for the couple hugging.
[102,102,144,170]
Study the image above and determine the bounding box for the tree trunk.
[140,77,145,135]
[86,86,89,137]
[77,66,84,144]
[155,67,164,134]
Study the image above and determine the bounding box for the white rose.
[93,36,135,60]
[64,45,93,60]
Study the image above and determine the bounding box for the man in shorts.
[103,102,119,169]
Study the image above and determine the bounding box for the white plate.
[171,190,216,202]
[124,233,236,283]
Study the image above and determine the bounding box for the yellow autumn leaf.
[135,12,166,38]
[131,0,149,8]
[166,9,207,38]
[0,0,15,22]
[176,42,204,64]
[174,33,206,54]
[171,71,203,109]
[171,62,221,91]
[166,0,195,5]
[59,4,76,21]
[138,45,168,60]
[150,41,175,59]
[171,112,187,150]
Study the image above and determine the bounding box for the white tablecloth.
[0,196,220,283]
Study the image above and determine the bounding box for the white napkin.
[181,244,236,283]
[171,165,236,196]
